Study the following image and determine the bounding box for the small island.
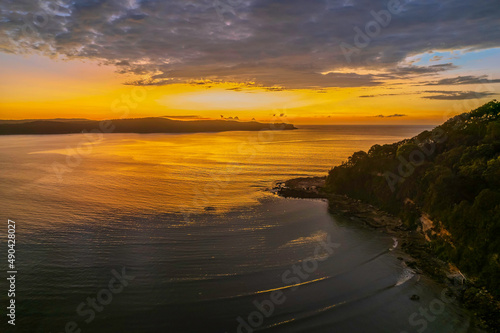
[0,117,296,135]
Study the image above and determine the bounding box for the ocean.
[0,125,477,332]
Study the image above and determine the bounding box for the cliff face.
[325,100,500,298]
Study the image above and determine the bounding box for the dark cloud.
[373,114,407,118]
[423,90,497,100]
[390,63,458,77]
[127,67,383,88]
[419,75,500,86]
[1,0,499,88]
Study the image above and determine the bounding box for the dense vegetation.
[325,100,500,297]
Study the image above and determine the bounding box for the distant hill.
[0,117,296,135]
[0,118,89,124]
[325,100,500,300]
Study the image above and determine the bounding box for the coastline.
[274,176,461,283]
[274,176,498,332]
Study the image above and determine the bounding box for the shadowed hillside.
[326,101,500,310]
[0,117,296,135]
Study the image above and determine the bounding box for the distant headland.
[0,117,296,135]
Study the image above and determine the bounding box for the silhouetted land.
[278,100,500,331]
[0,117,296,135]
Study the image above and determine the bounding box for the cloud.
[419,75,500,86]
[373,114,407,118]
[360,93,400,98]
[272,113,286,117]
[423,90,497,100]
[161,115,211,120]
[0,0,499,88]
[127,67,384,88]
[390,63,458,77]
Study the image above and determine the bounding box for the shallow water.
[0,126,476,332]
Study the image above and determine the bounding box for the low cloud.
[373,114,407,118]
[423,90,497,100]
[419,75,500,86]
[129,67,384,89]
[360,93,399,98]
[391,63,458,77]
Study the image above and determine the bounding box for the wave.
[178,247,396,305]
[258,283,401,331]
[395,268,416,287]
[389,237,398,251]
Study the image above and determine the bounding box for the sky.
[0,0,500,124]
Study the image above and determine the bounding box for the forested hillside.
[326,100,500,297]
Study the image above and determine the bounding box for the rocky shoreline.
[273,176,499,332]
[274,177,462,282]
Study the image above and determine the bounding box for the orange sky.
[1,1,500,125]
[0,53,498,125]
